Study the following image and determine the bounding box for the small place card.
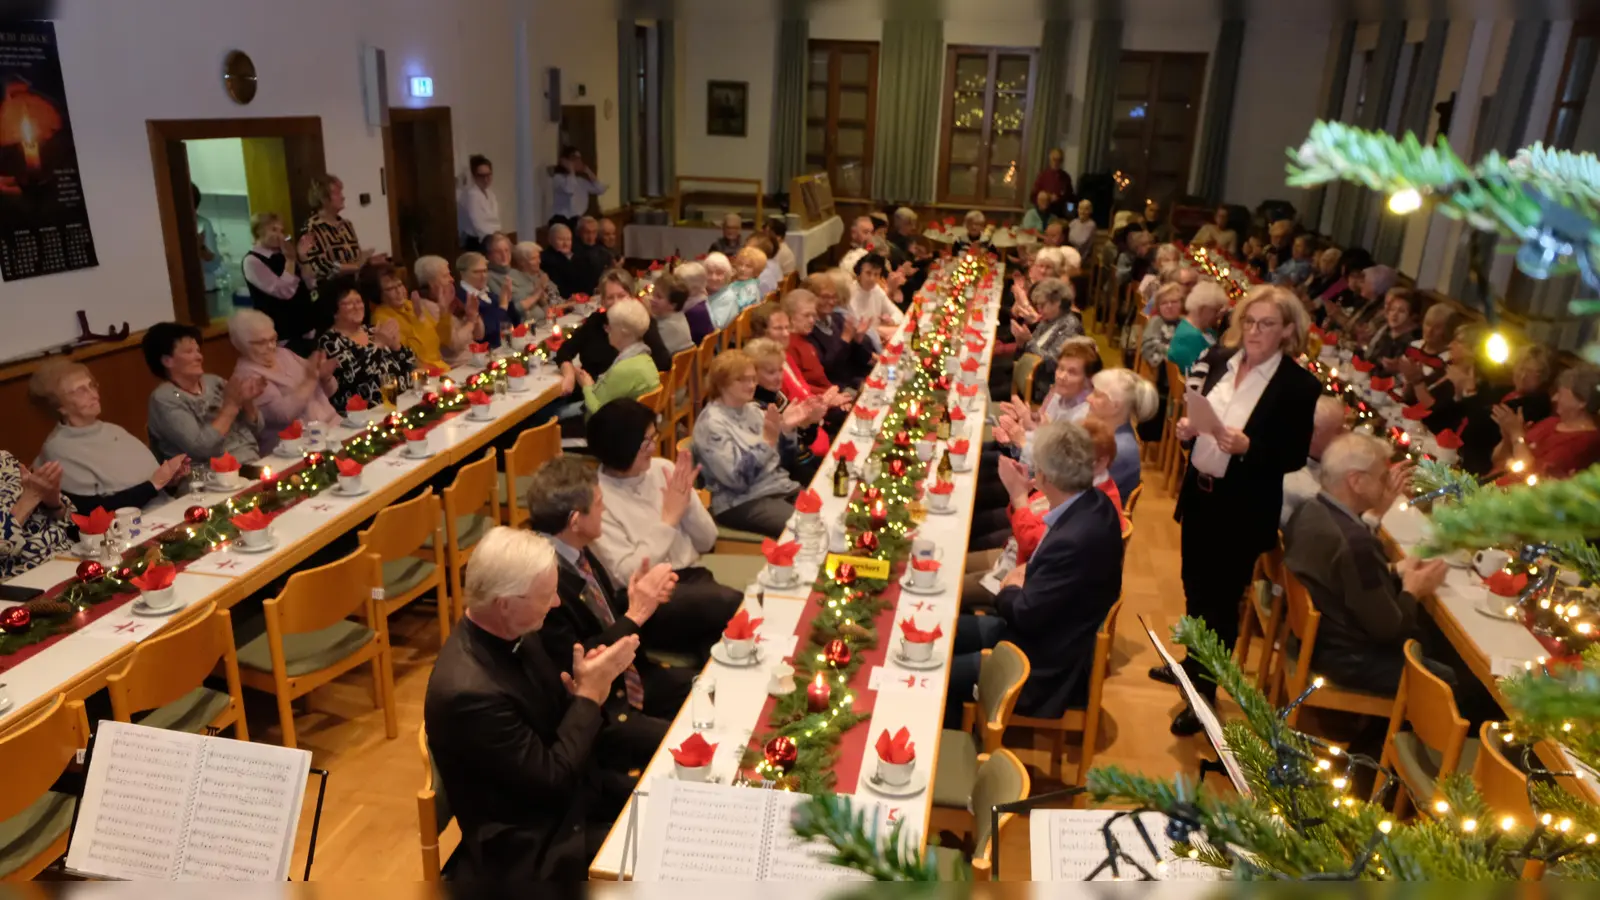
[869,666,936,692]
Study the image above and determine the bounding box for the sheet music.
[635,779,875,882]
[1141,621,1251,796]
[66,721,311,881]
[1030,809,1221,881]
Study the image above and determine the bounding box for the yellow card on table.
[824,554,892,581]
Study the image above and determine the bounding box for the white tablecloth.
[625,216,843,265]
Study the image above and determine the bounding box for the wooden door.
[937,47,1037,207]
[559,105,599,216]
[383,107,456,271]
[153,139,207,325]
[1107,52,1207,206]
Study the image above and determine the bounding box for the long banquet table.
[0,313,591,731]
[589,264,1002,880]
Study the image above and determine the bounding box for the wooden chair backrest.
[1164,359,1185,402]
[1120,520,1134,547]
[667,347,697,407]
[0,694,89,822]
[970,748,1031,881]
[638,385,665,414]
[1396,638,1470,774]
[1123,484,1143,519]
[1473,723,1534,820]
[1088,597,1124,709]
[975,640,1031,749]
[359,489,443,561]
[1282,568,1321,688]
[1013,352,1042,403]
[445,448,501,525]
[106,602,230,718]
[697,331,720,403]
[270,549,384,634]
[416,724,450,879]
[505,420,561,485]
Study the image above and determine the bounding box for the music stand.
[1139,616,1251,796]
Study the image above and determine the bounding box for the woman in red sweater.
[1492,364,1600,482]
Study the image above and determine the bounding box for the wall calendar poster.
[0,20,97,281]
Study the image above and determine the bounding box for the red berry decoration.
[0,605,30,634]
[763,736,798,773]
[856,531,879,552]
[114,567,133,580]
[74,560,105,582]
[184,505,211,525]
[835,563,857,586]
[824,639,852,668]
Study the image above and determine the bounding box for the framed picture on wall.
[706,81,748,137]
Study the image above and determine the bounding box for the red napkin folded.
[887,341,904,355]
[427,365,449,378]
[834,443,858,462]
[572,293,590,304]
[405,428,428,442]
[795,489,822,514]
[929,480,955,495]
[72,507,114,535]
[949,405,967,421]
[960,357,981,372]
[956,383,979,397]
[511,323,530,337]
[855,406,879,420]
[876,727,915,764]
[336,458,363,477]
[1021,227,1038,237]
[950,438,972,455]
[723,608,763,640]
[670,732,717,767]
[278,420,303,440]
[865,376,887,391]
[899,619,944,643]
[966,339,986,353]
[467,390,492,406]
[809,429,831,456]
[469,341,491,354]
[942,216,956,226]
[1402,404,1430,420]
[1308,325,1326,342]
[648,260,664,271]
[762,539,801,566]
[1351,358,1375,374]
[1486,570,1528,598]
[972,309,985,323]
[911,557,941,572]
[1435,428,1464,450]
[507,363,527,377]
[131,563,177,592]
[231,509,275,532]
[210,453,241,473]
[1369,376,1396,392]
[346,396,369,412]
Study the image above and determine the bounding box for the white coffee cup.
[944,355,959,376]
[471,351,490,367]
[722,636,755,661]
[306,422,328,450]
[237,526,274,550]
[900,637,933,662]
[406,435,430,457]
[854,416,875,436]
[796,510,821,532]
[114,507,142,542]
[915,438,935,462]
[469,403,494,421]
[1433,446,1459,467]
[927,490,953,513]
[949,451,973,472]
[909,562,940,589]
[508,375,527,392]
[278,437,304,456]
[1474,549,1513,579]
[511,333,531,351]
[877,757,915,787]
[674,761,711,782]
[767,563,794,586]
[338,473,364,494]
[828,524,849,553]
[911,539,941,563]
[768,662,796,696]
[950,418,970,439]
[141,586,177,611]
[211,470,242,489]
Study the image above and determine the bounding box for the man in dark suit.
[525,456,691,768]
[944,419,1124,727]
[423,526,640,881]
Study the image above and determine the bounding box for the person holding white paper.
[1158,285,1321,737]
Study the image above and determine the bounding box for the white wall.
[528,0,620,215]
[675,19,777,186]
[1224,17,1332,212]
[4,0,520,362]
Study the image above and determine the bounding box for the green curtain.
[1192,20,1244,204]
[1373,21,1448,265]
[1077,19,1122,175]
[659,20,676,192]
[1302,21,1355,228]
[616,20,639,204]
[1025,18,1073,196]
[873,19,944,203]
[769,18,808,193]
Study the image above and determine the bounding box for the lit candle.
[807,672,831,712]
[869,499,888,530]
[260,466,272,480]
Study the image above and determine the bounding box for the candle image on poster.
[0,21,97,281]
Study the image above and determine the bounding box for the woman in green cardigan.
[573,298,661,414]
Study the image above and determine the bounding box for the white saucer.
[131,599,185,618]
[403,447,433,459]
[891,649,945,671]
[861,770,928,798]
[273,445,304,459]
[0,695,11,714]
[467,409,496,422]
[334,484,372,498]
[925,504,957,516]
[209,476,245,491]
[508,384,532,394]
[900,577,945,596]
[949,462,973,474]
[1476,596,1521,621]
[1443,550,1473,569]
[232,538,279,554]
[709,643,764,668]
[759,569,804,591]
[342,417,368,430]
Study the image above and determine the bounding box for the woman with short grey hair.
[229,308,340,451]
[675,260,714,343]
[570,299,661,414]
[506,239,563,319]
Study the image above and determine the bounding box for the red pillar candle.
[807,672,831,712]
[869,499,888,530]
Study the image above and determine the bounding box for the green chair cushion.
[421,514,494,552]
[930,845,966,880]
[134,686,232,734]
[715,525,768,545]
[932,729,979,810]
[699,553,769,592]
[0,791,73,878]
[497,472,534,508]
[1395,732,1480,801]
[382,557,438,600]
[238,620,376,677]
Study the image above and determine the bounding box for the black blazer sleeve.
[436,688,604,804]
[1238,359,1320,478]
[65,481,160,515]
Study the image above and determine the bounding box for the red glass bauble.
[75,560,105,582]
[864,487,883,502]
[835,563,857,585]
[184,505,211,525]
[888,458,908,478]
[935,375,951,392]
[114,567,133,580]
[824,639,852,668]
[856,531,880,552]
[764,736,798,773]
[423,391,441,405]
[0,605,30,634]
[893,431,912,448]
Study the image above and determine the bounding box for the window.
[936,46,1036,206]
[1106,51,1206,206]
[806,41,878,199]
[1547,22,1600,148]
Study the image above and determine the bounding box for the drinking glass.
[188,464,210,497]
[691,675,717,730]
[379,376,400,409]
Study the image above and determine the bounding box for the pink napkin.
[875,727,915,764]
[723,608,764,640]
[131,563,177,592]
[670,733,718,767]
[762,539,801,566]
[899,619,944,643]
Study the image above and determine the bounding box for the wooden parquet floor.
[256,337,1227,881]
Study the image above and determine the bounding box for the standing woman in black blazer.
[1161,285,1321,735]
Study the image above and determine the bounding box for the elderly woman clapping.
[412,254,482,367]
[702,252,740,329]
[1086,367,1159,502]
[691,349,805,537]
[455,251,516,347]
[229,308,340,452]
[30,359,188,510]
[566,299,661,415]
[499,238,563,320]
[316,274,416,411]
[142,321,265,464]
[992,277,1081,401]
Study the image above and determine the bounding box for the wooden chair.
[696,330,720,412]
[434,449,501,623]
[0,695,89,880]
[933,641,1030,810]
[732,308,753,348]
[1474,724,1534,822]
[105,601,247,739]
[416,725,454,880]
[499,420,561,529]
[236,549,397,749]
[1012,353,1042,406]
[1234,545,1287,692]
[1161,360,1187,493]
[637,385,665,414]
[1123,483,1143,520]
[1272,568,1395,731]
[929,749,1031,881]
[1011,598,1124,782]
[1120,519,1134,548]
[678,436,765,555]
[1375,639,1474,819]
[359,489,450,642]
[662,347,698,455]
